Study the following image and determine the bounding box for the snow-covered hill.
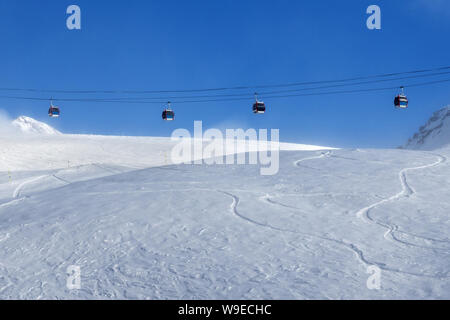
[404,106,450,150]
[0,122,449,299]
[0,133,334,172]
[11,116,61,135]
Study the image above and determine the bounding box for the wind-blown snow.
[0,117,449,300]
[11,116,61,135]
[404,106,450,150]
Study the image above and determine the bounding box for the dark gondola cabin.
[394,87,408,109]
[48,106,60,117]
[162,102,175,121]
[162,109,175,121]
[253,101,266,114]
[253,93,266,114]
[394,94,408,109]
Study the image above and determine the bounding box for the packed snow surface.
[0,118,449,299]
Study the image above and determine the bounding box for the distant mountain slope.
[403,106,450,150]
[11,116,61,135]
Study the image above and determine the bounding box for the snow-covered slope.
[404,106,450,150]
[0,130,449,299]
[1,116,335,171]
[12,116,61,135]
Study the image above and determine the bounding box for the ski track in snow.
[219,191,374,270]
[356,153,450,251]
[51,174,71,185]
[219,187,450,280]
[262,195,302,211]
[293,151,331,167]
[12,175,48,199]
[91,163,124,174]
[259,194,316,216]
[2,162,123,210]
[0,198,26,211]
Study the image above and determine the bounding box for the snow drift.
[11,116,61,135]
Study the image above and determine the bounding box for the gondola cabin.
[253,101,266,114]
[162,109,175,121]
[48,106,60,117]
[394,94,408,109]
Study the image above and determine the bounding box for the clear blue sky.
[0,0,449,148]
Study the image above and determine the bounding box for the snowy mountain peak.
[12,116,61,135]
[404,106,450,150]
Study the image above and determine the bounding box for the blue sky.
[0,0,449,148]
